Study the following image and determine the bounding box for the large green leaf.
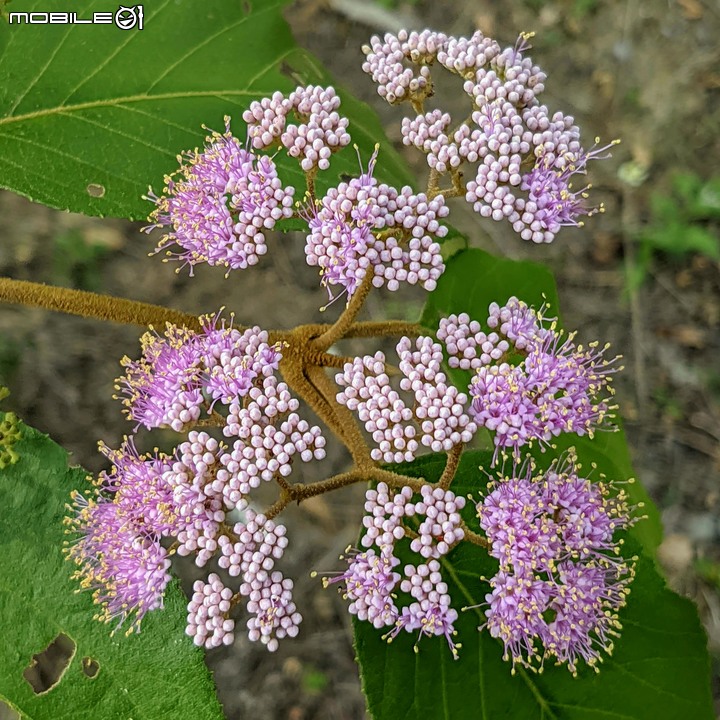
[0,416,224,720]
[354,453,713,720]
[420,248,663,552]
[0,0,412,220]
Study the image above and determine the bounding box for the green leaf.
[695,178,720,217]
[420,248,662,552]
[642,224,720,261]
[648,193,681,225]
[671,172,702,207]
[0,417,224,720]
[354,452,713,720]
[0,0,412,220]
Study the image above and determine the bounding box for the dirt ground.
[1,0,719,718]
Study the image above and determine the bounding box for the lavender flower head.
[322,547,402,629]
[336,332,476,464]
[435,298,620,462]
[243,85,351,171]
[98,437,176,537]
[304,148,447,306]
[117,315,288,432]
[321,483,463,657]
[117,323,203,432]
[75,309,327,649]
[145,117,294,274]
[65,493,171,634]
[476,455,637,673]
[303,149,382,305]
[362,28,615,244]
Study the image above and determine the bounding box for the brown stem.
[367,467,426,493]
[279,354,359,460]
[450,169,466,196]
[305,364,372,467]
[275,474,292,493]
[264,489,293,521]
[427,168,442,200]
[306,168,317,203]
[437,443,463,490]
[312,271,374,350]
[317,351,355,369]
[194,411,226,428]
[462,524,489,549]
[435,188,465,200]
[343,320,426,339]
[0,277,202,330]
[219,521,240,543]
[168,540,180,554]
[290,466,426,505]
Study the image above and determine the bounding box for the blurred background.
[0,0,718,717]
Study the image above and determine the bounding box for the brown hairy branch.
[343,320,426,339]
[0,277,203,330]
[305,364,372,467]
[312,271,374,350]
[437,443,463,489]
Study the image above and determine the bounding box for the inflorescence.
[477,453,637,674]
[339,298,619,466]
[65,27,636,675]
[66,319,324,647]
[364,28,617,243]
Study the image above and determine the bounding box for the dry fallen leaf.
[592,231,621,265]
[677,0,703,20]
[655,325,707,349]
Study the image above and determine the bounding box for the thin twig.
[461,524,489,549]
[343,320,426,338]
[278,359,354,453]
[437,443,463,489]
[317,351,355,369]
[291,466,427,504]
[313,271,375,350]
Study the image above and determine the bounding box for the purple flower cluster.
[243,85,351,171]
[437,298,618,462]
[118,318,281,431]
[362,29,445,105]
[66,26,635,674]
[337,297,615,466]
[186,510,301,651]
[364,28,615,243]
[304,149,447,305]
[477,456,636,673]
[323,482,464,656]
[65,492,172,634]
[145,118,294,274]
[68,315,325,649]
[335,333,476,463]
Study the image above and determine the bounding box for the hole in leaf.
[86,183,106,198]
[81,656,100,679]
[0,700,21,720]
[23,633,76,695]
